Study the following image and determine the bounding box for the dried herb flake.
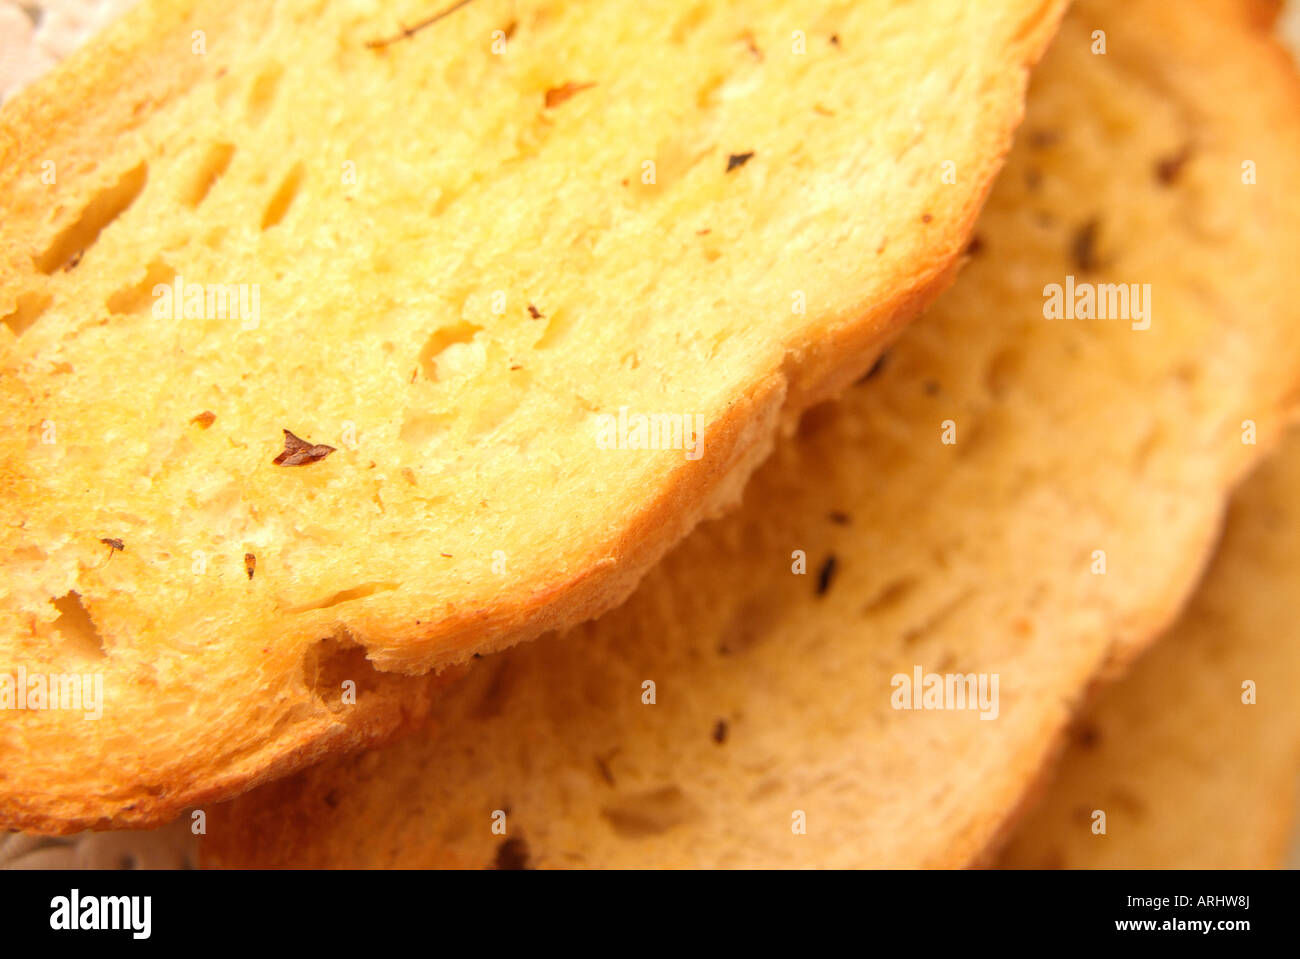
[726,151,755,173]
[273,429,337,467]
[544,82,596,109]
[816,555,838,596]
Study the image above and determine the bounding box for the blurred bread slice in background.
[998,433,1300,867]
[198,0,1300,867]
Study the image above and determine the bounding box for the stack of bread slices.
[2,0,1299,869]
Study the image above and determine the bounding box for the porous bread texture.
[996,434,1300,869]
[199,0,1300,868]
[0,0,1065,832]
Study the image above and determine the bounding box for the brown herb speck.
[726,151,755,173]
[1028,129,1060,149]
[595,753,616,785]
[829,34,841,47]
[1075,724,1101,749]
[323,789,340,808]
[100,537,124,554]
[244,552,256,580]
[966,234,985,257]
[1071,218,1101,272]
[1155,144,1194,185]
[921,212,933,224]
[494,836,531,870]
[828,510,851,525]
[272,429,336,467]
[712,719,729,744]
[544,81,596,108]
[816,555,838,596]
[528,304,543,319]
[191,410,216,429]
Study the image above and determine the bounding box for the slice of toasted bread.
[197,0,1300,867]
[995,434,1300,868]
[0,0,1066,833]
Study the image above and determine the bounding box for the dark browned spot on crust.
[966,234,985,257]
[272,429,336,466]
[726,151,755,173]
[494,836,530,869]
[712,719,728,744]
[191,410,216,429]
[816,555,838,596]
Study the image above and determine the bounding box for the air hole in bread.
[601,785,699,839]
[260,161,305,230]
[245,63,283,126]
[282,582,398,615]
[417,322,483,381]
[35,162,148,274]
[51,591,106,659]
[183,142,236,208]
[301,635,383,706]
[107,260,175,315]
[795,399,841,440]
[1,291,52,337]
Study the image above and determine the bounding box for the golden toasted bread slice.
[0,0,1066,832]
[197,0,1300,867]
